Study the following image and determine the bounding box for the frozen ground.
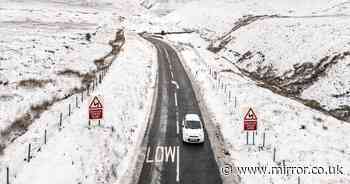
[166,33,350,184]
[0,0,159,183]
[156,0,350,183]
[160,0,350,121]
[1,0,350,183]
[0,33,157,184]
[0,0,151,147]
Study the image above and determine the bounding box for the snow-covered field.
[1,0,350,183]
[0,0,151,147]
[157,0,350,183]
[0,32,157,184]
[161,0,350,119]
[166,33,350,184]
[0,0,159,183]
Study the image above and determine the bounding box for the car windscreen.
[185,120,201,129]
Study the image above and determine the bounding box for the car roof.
[185,114,201,121]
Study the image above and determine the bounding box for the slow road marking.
[145,146,180,182]
[146,146,179,163]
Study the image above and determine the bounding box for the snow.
[0,33,157,184]
[1,0,350,183]
[0,0,152,142]
[160,0,350,114]
[165,33,350,183]
[0,0,158,183]
[159,0,350,183]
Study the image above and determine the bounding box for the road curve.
[137,36,222,184]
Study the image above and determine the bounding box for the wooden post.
[234,96,237,108]
[228,91,231,102]
[44,129,47,144]
[246,131,249,145]
[263,132,266,147]
[76,96,78,108]
[27,143,31,163]
[68,104,71,116]
[252,131,255,145]
[59,113,62,127]
[6,167,9,184]
[87,84,90,96]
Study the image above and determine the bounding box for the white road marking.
[170,71,174,79]
[163,47,172,67]
[176,111,179,135]
[171,80,179,89]
[146,146,153,163]
[174,92,178,107]
[176,146,180,182]
[145,146,178,163]
[155,146,164,162]
[165,146,176,163]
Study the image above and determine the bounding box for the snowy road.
[137,37,222,184]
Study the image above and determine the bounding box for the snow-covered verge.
[166,34,350,184]
[0,0,150,150]
[158,0,350,121]
[0,33,157,184]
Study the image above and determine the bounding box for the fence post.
[68,104,71,116]
[44,129,47,144]
[76,96,78,108]
[253,131,255,145]
[6,167,9,184]
[246,131,249,145]
[27,143,31,163]
[228,91,231,102]
[262,132,266,147]
[234,96,237,108]
[87,84,90,96]
[59,113,62,127]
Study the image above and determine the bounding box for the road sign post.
[244,108,257,131]
[243,108,258,145]
[89,96,103,126]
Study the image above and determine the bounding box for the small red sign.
[244,108,257,131]
[89,96,103,120]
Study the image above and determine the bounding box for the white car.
[182,114,205,143]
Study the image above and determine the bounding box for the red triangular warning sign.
[89,96,103,109]
[244,108,257,121]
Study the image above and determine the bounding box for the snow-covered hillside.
[166,32,350,184]
[0,1,157,183]
[1,0,350,184]
[159,0,350,183]
[0,32,157,184]
[161,0,350,122]
[0,0,151,149]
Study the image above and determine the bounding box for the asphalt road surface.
[137,36,222,184]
